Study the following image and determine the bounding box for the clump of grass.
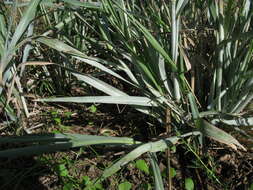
[0,0,253,189]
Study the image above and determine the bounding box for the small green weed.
[82,176,104,190]
[49,110,73,132]
[135,159,150,175]
[88,105,97,113]
[185,178,194,190]
[118,181,132,190]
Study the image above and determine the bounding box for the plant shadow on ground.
[0,157,53,190]
[0,103,157,189]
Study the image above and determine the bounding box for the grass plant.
[0,0,253,189]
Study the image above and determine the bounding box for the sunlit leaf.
[201,119,246,151]
[119,181,132,190]
[135,159,149,175]
[185,178,194,190]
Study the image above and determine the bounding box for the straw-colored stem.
[165,107,172,190]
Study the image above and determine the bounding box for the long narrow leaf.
[73,73,126,96]
[36,37,85,56]
[0,133,141,157]
[149,152,165,190]
[212,117,253,126]
[38,96,156,107]
[73,56,133,85]
[201,119,246,151]
[63,0,102,10]
[8,0,40,50]
[98,132,200,182]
